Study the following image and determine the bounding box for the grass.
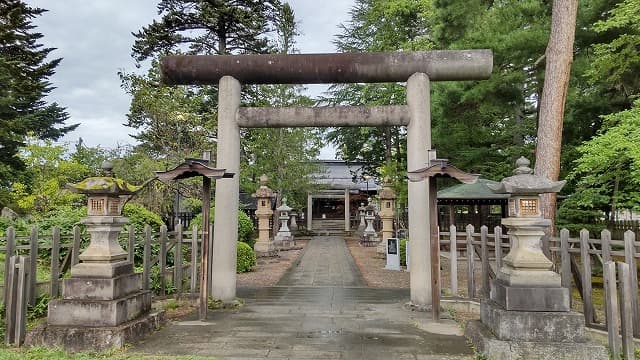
[0,347,217,359]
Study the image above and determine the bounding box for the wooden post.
[450,225,458,297]
[580,229,594,325]
[128,225,135,263]
[159,225,167,296]
[466,224,475,299]
[15,256,29,346]
[494,226,503,271]
[190,224,198,292]
[4,226,16,306]
[560,229,572,307]
[174,223,183,295]
[601,229,611,264]
[5,255,17,345]
[200,171,212,320]
[143,224,152,291]
[429,179,440,321]
[480,226,489,298]
[623,230,639,337]
[50,227,61,298]
[603,261,620,359]
[618,262,634,360]
[71,225,81,266]
[28,227,38,306]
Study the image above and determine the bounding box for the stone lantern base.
[465,282,607,360]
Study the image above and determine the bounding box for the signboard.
[385,238,401,271]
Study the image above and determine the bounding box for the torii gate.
[160,50,493,306]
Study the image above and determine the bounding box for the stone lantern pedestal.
[26,162,164,352]
[465,157,606,359]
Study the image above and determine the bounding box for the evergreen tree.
[0,1,76,186]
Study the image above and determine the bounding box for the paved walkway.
[131,236,474,359]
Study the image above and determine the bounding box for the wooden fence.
[2,222,639,353]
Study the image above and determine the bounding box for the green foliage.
[191,208,255,245]
[27,293,50,322]
[236,241,256,273]
[558,99,640,226]
[0,1,77,187]
[399,238,408,266]
[122,203,164,233]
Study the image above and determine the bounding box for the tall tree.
[0,1,76,186]
[241,3,323,209]
[131,0,282,60]
[534,0,579,229]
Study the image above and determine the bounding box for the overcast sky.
[25,1,354,158]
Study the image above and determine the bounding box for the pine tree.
[0,1,76,184]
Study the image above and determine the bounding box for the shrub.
[236,241,256,273]
[192,208,255,247]
[400,239,408,266]
[122,203,164,233]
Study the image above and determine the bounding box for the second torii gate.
[160,50,493,306]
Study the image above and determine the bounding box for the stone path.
[131,236,474,359]
[277,236,365,287]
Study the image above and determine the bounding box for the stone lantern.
[290,210,298,231]
[377,177,397,243]
[357,203,366,233]
[31,161,162,351]
[466,156,606,359]
[363,203,376,238]
[252,175,275,256]
[275,198,293,248]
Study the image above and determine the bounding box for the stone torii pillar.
[160,50,493,304]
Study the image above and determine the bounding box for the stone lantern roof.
[487,157,565,195]
[66,161,143,196]
[377,177,397,200]
[253,174,274,198]
[277,198,292,212]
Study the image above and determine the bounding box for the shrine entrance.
[159,50,492,306]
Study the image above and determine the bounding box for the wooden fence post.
[601,229,611,264]
[174,223,183,295]
[4,226,16,306]
[71,225,81,267]
[603,261,620,359]
[450,225,458,297]
[190,224,198,292]
[159,225,167,296]
[28,227,38,306]
[128,225,135,264]
[494,226,503,271]
[618,262,634,360]
[480,225,489,298]
[623,230,639,337]
[466,224,475,299]
[14,256,29,346]
[580,229,594,325]
[143,225,152,291]
[560,229,571,307]
[50,226,61,298]
[5,255,18,345]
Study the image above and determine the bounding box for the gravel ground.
[236,240,308,287]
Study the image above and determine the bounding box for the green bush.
[122,203,164,233]
[400,239,408,266]
[236,241,256,273]
[192,208,255,247]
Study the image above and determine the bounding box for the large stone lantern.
[29,161,162,351]
[466,156,606,360]
[377,177,397,243]
[253,175,275,256]
[363,202,376,238]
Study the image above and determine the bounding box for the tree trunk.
[534,0,578,235]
